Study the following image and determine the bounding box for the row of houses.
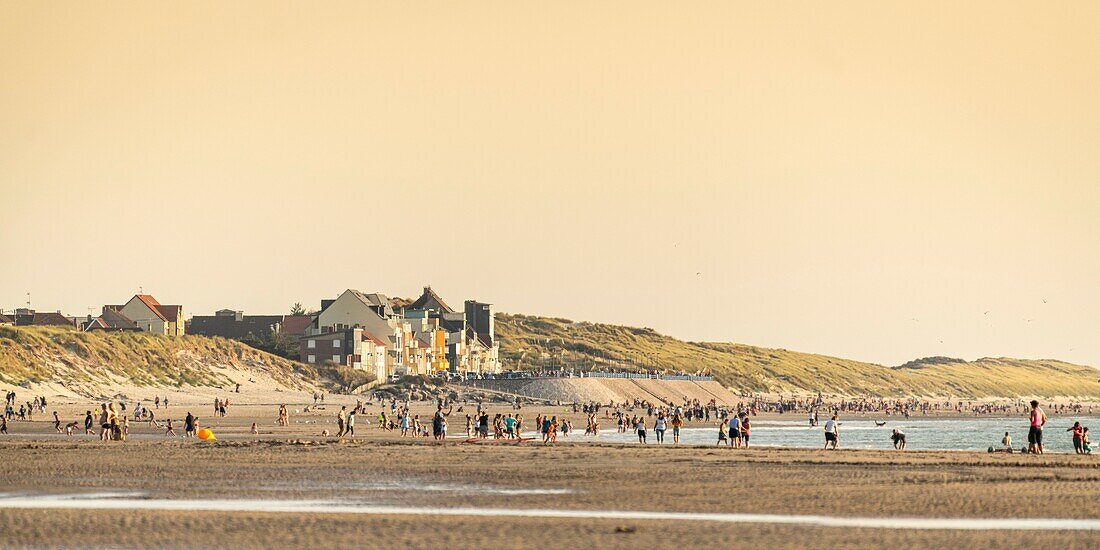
[3,287,502,382]
[289,287,500,382]
[0,294,184,334]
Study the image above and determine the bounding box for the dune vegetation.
[496,314,1100,398]
[0,326,319,395]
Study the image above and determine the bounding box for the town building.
[299,327,388,383]
[105,295,184,336]
[82,307,140,332]
[11,308,79,329]
[188,310,311,341]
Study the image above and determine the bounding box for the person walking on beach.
[1028,400,1047,454]
[0,415,7,435]
[636,416,647,444]
[343,409,356,439]
[165,418,176,437]
[277,404,289,427]
[84,410,94,435]
[1083,427,1092,454]
[433,404,452,442]
[741,415,751,447]
[337,406,347,437]
[98,404,110,441]
[824,415,839,449]
[184,412,196,438]
[53,411,62,433]
[1068,422,1085,454]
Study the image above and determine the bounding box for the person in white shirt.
[823,415,839,449]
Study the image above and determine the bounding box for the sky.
[2,2,1098,367]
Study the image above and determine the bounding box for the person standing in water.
[653,413,666,444]
[636,417,647,444]
[823,415,839,449]
[1028,400,1046,454]
[1068,422,1085,454]
[670,412,684,444]
[891,428,906,450]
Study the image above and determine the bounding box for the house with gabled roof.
[83,307,141,332]
[0,313,14,326]
[306,289,409,372]
[107,294,185,336]
[405,286,455,314]
[28,311,79,329]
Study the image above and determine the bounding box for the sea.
[582,415,1099,453]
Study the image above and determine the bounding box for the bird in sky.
[983,311,990,315]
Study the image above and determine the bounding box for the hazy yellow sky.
[2,2,1098,367]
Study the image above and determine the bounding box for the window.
[333,339,341,348]
[307,355,316,364]
[332,354,341,363]
[307,340,316,349]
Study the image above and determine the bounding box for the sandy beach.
[2,392,1098,548]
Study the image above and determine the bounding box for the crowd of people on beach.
[0,387,1095,456]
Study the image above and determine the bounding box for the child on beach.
[165,418,176,437]
[717,418,728,445]
[1083,427,1091,454]
[1068,422,1085,454]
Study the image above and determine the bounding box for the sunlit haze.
[2,2,1098,367]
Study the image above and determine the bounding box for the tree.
[290,302,305,316]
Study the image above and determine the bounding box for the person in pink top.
[1028,400,1047,454]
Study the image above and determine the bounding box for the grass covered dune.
[497,314,1100,398]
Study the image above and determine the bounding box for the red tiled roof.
[133,295,167,321]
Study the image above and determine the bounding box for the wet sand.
[1,397,1098,548]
